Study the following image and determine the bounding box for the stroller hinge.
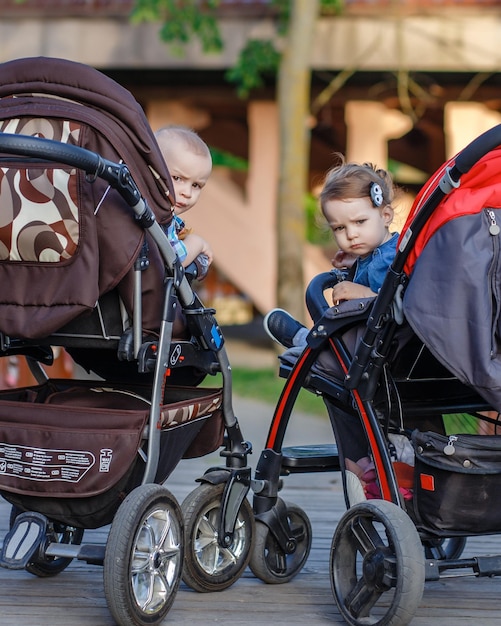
[439,165,461,195]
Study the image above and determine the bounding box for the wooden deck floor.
[1,395,501,626]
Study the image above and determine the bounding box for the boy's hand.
[181,233,213,266]
[200,239,213,264]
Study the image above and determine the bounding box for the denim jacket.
[353,232,398,293]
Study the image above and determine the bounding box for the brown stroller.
[0,57,253,626]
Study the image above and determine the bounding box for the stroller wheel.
[249,500,312,584]
[104,484,183,626]
[9,506,84,578]
[423,536,467,560]
[330,499,425,626]
[181,482,254,592]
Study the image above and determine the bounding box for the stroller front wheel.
[103,484,184,626]
[249,500,312,584]
[181,482,254,592]
[330,499,425,626]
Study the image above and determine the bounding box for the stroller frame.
[250,125,501,626]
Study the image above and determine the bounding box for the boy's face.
[165,146,212,216]
[323,196,393,258]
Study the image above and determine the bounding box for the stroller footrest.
[45,542,105,565]
[281,444,340,473]
[0,511,47,569]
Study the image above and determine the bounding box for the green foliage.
[131,0,344,97]
[206,367,326,416]
[131,0,223,54]
[305,192,331,245]
[269,0,290,35]
[210,148,248,171]
[224,0,344,98]
[321,0,344,14]
[225,40,281,99]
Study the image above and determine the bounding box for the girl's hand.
[331,281,376,304]
[332,250,357,269]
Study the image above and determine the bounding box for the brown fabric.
[182,409,225,458]
[0,381,223,499]
[0,389,148,498]
[0,57,176,338]
[160,387,222,429]
[0,57,174,222]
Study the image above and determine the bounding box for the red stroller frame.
[0,57,253,626]
[251,125,501,626]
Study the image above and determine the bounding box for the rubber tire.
[9,505,84,578]
[103,484,183,626]
[330,499,425,626]
[424,536,467,560]
[249,500,312,584]
[181,482,254,592]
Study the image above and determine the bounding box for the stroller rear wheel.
[330,499,425,626]
[181,482,254,592]
[9,506,84,578]
[104,484,183,626]
[249,500,312,584]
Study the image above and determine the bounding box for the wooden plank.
[1,396,501,626]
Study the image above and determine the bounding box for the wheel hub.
[362,548,393,591]
[152,550,163,570]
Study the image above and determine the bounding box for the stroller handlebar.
[305,270,343,323]
[0,131,101,169]
[0,132,142,207]
[453,123,501,176]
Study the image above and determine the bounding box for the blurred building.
[0,0,500,322]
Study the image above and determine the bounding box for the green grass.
[443,413,482,434]
[217,371,487,429]
[203,366,326,416]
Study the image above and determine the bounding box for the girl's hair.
[319,153,396,215]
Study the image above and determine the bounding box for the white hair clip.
[370,182,383,207]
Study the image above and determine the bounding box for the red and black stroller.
[250,125,501,625]
[0,57,254,626]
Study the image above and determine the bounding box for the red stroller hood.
[401,148,501,277]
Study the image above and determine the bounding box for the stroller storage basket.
[0,380,223,527]
[412,430,501,535]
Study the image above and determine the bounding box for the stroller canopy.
[0,57,175,338]
[402,147,501,411]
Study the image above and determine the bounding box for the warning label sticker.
[0,442,95,483]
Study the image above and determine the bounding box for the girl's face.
[323,196,393,258]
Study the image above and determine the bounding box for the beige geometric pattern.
[0,116,81,262]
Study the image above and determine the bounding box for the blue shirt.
[166,215,188,262]
[353,232,398,293]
